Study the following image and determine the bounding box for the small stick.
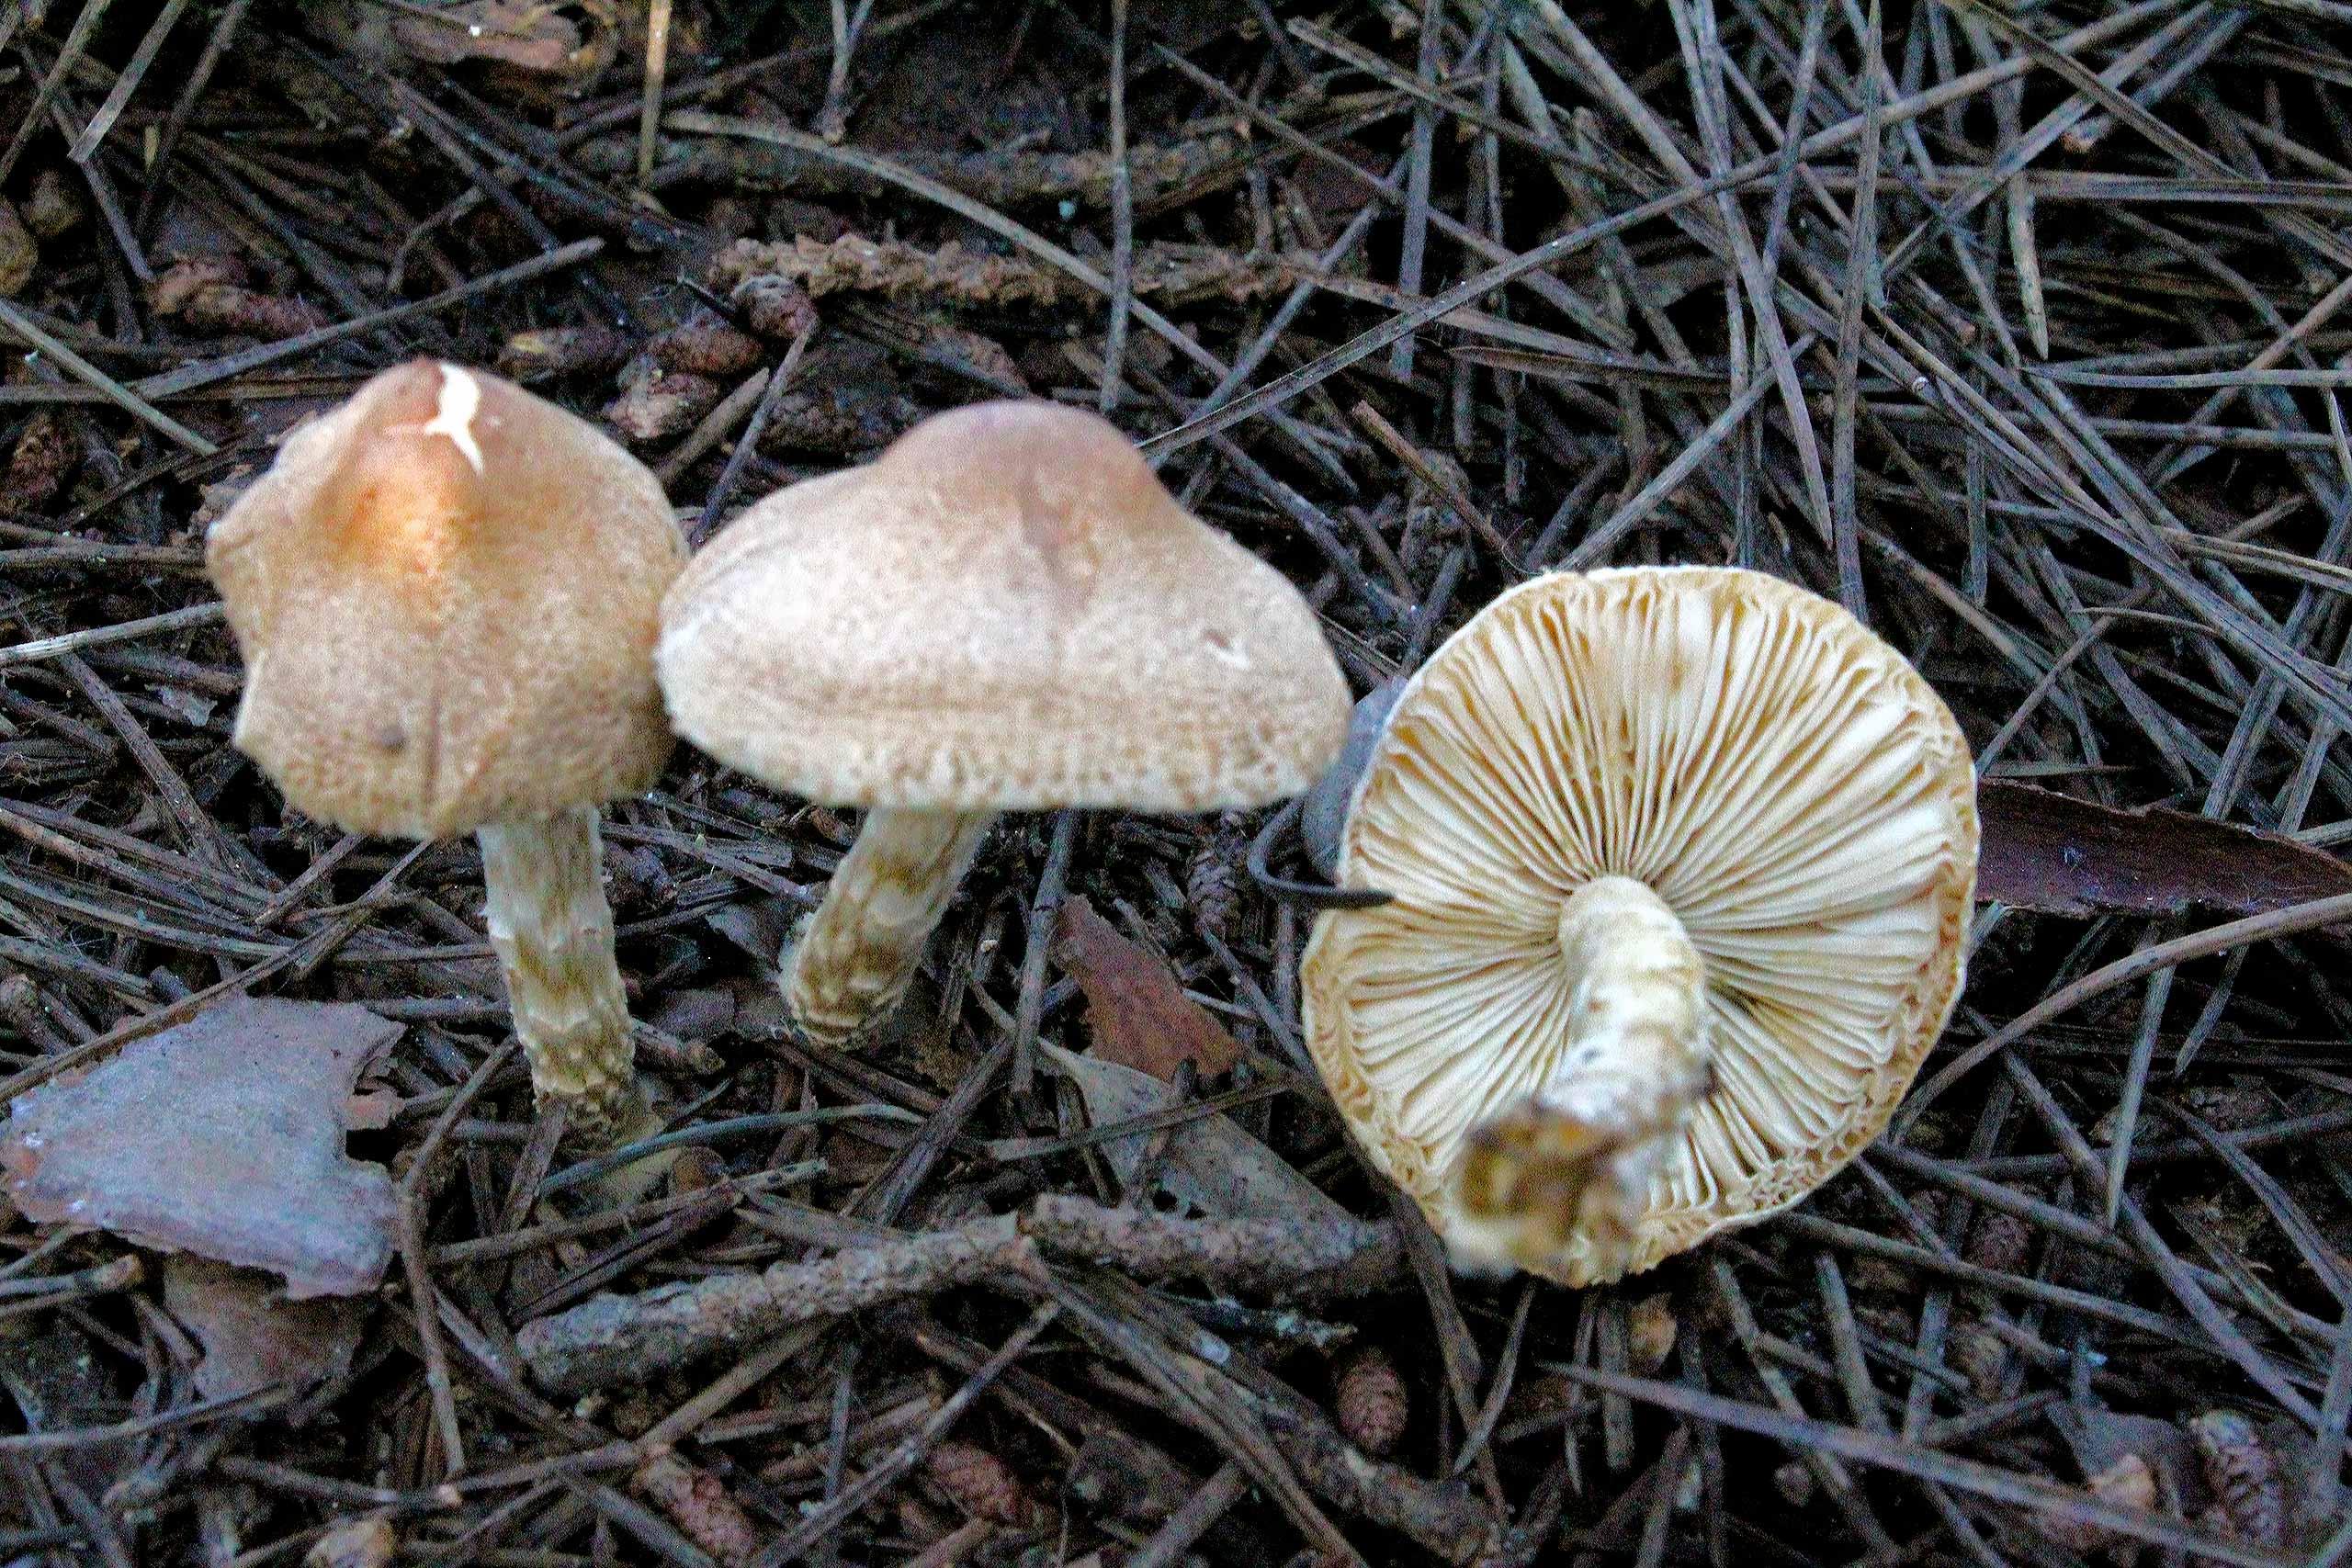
[1098,0,1132,414]
[0,0,114,186]
[815,0,879,143]
[690,325,812,546]
[520,1210,1035,1395]
[1389,0,1441,381]
[0,1256,143,1325]
[65,0,192,164]
[1122,1462,1249,1568]
[252,833,364,930]
[56,652,252,877]
[1349,400,1523,571]
[133,0,251,225]
[436,1168,808,1266]
[0,1386,286,1456]
[0,604,226,671]
[743,1302,1059,1568]
[637,0,673,186]
[516,1197,1401,1394]
[0,300,216,454]
[135,240,604,401]
[1901,889,2352,1126]
[656,367,769,488]
[399,1042,524,1479]
[1010,809,1078,1099]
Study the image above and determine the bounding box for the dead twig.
[516,1197,1399,1394]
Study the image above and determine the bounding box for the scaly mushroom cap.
[657,399,1350,812]
[1302,566,1978,1285]
[208,361,688,840]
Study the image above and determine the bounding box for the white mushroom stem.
[1454,875,1713,1272]
[1544,874,1712,1135]
[477,808,635,1141]
[786,807,996,1046]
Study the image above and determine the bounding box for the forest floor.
[3,2,2352,1565]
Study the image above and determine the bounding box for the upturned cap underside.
[1302,566,1979,1285]
[208,361,689,840]
[656,399,1350,812]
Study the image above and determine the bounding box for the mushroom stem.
[786,807,996,1046]
[1547,875,1712,1127]
[477,808,634,1142]
[1454,875,1712,1274]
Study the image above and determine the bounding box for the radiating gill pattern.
[1304,566,1977,1284]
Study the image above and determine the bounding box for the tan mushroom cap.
[207,360,688,840]
[657,399,1350,812]
[1302,566,1978,1285]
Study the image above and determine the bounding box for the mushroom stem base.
[1453,875,1712,1281]
[478,809,635,1144]
[786,807,996,1047]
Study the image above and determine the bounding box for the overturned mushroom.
[657,399,1349,1045]
[1302,567,1977,1286]
[208,361,688,1141]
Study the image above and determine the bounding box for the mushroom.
[1301,566,1977,1286]
[208,360,688,1141]
[656,399,1349,1045]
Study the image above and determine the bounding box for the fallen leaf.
[727,975,795,1043]
[300,0,617,105]
[1052,897,1238,1082]
[1043,1043,1351,1227]
[163,1255,366,1401]
[383,0,588,75]
[2,997,401,1297]
[345,1086,401,1131]
[650,987,738,1044]
[1978,781,2352,924]
[2049,1400,2199,1503]
[706,897,798,973]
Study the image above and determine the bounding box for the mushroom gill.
[1303,566,1978,1286]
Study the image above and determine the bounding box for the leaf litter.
[1978,779,2352,926]
[5,2,2352,1564]
[1050,894,1239,1082]
[3,997,401,1298]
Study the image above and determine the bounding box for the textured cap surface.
[1302,566,1978,1284]
[208,361,689,840]
[657,400,1349,811]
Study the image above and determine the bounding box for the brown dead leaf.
[1052,897,1239,1082]
[163,1256,366,1401]
[303,0,616,96]
[650,986,739,1043]
[2,998,401,1297]
[1979,781,2352,925]
[706,897,798,972]
[386,1,586,75]
[345,1089,400,1132]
